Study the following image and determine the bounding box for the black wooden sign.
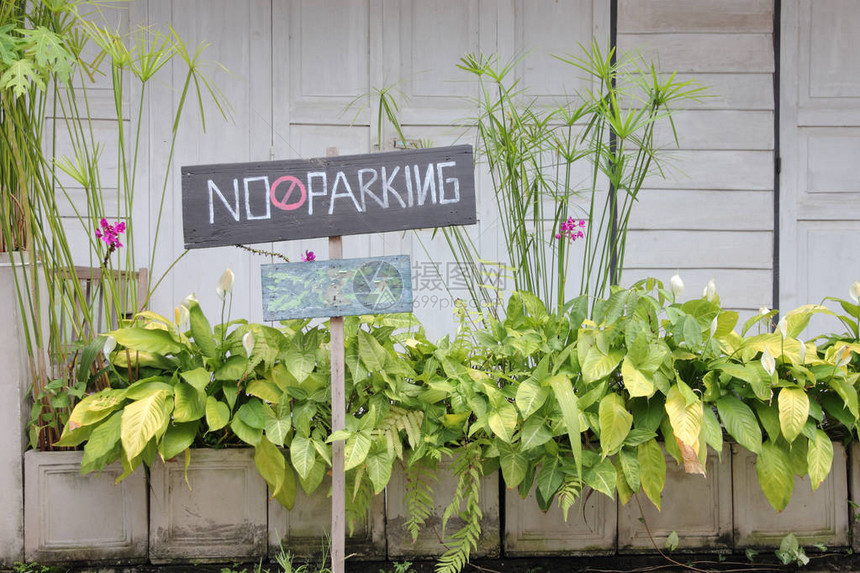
[181,145,475,249]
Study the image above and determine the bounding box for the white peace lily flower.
[777,317,788,339]
[850,281,860,304]
[175,304,190,329]
[761,348,776,376]
[703,278,716,302]
[670,273,684,299]
[797,339,806,364]
[242,331,255,356]
[710,316,718,338]
[759,306,770,315]
[835,345,853,367]
[183,293,198,308]
[102,335,117,358]
[216,268,235,301]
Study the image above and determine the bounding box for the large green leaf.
[520,416,553,451]
[358,329,388,372]
[264,408,292,447]
[188,300,217,358]
[366,449,394,494]
[255,435,286,497]
[778,387,809,443]
[120,390,172,461]
[80,412,122,474]
[537,455,564,503]
[113,327,181,355]
[285,345,316,384]
[272,463,297,510]
[231,416,262,446]
[344,432,372,471]
[583,457,616,499]
[582,346,624,383]
[756,440,794,511]
[159,421,198,461]
[299,458,327,495]
[180,367,210,392]
[290,434,317,480]
[807,430,833,491]
[619,447,640,491]
[173,382,205,423]
[716,396,762,454]
[829,378,859,420]
[638,439,666,510]
[488,401,518,443]
[598,393,633,458]
[499,444,528,488]
[205,396,230,431]
[548,375,582,478]
[621,357,656,398]
[515,378,549,418]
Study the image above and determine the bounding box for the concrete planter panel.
[847,442,860,552]
[23,450,147,563]
[733,444,849,548]
[504,485,617,556]
[268,475,386,560]
[386,459,500,558]
[149,448,267,563]
[618,445,732,553]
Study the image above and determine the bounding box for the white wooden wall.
[135,0,608,335]
[67,1,809,334]
[617,0,775,317]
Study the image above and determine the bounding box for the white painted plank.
[623,230,772,269]
[668,73,773,111]
[618,34,774,73]
[628,190,773,231]
[645,150,773,190]
[619,0,772,34]
[653,110,774,151]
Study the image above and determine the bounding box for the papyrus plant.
[0,0,227,448]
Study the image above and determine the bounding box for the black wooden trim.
[609,0,619,285]
[773,0,782,311]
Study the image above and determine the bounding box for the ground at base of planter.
[10,553,860,573]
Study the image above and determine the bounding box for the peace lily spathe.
[851,280,860,304]
[797,338,806,364]
[835,345,853,367]
[761,348,776,376]
[670,273,684,300]
[242,331,255,356]
[777,317,788,339]
[216,268,235,301]
[103,335,117,358]
[703,278,716,301]
[174,304,190,330]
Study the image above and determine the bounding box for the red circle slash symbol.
[270,176,307,211]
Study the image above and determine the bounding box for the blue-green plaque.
[261,255,413,320]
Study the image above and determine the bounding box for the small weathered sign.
[261,255,413,321]
[182,145,475,249]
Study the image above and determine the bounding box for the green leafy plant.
[775,533,810,567]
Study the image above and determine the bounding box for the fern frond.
[345,467,372,537]
[404,457,437,542]
[435,444,483,573]
[556,473,583,521]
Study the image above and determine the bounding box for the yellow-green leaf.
[290,434,317,480]
[716,396,762,454]
[159,421,198,461]
[807,430,833,491]
[778,387,809,443]
[622,357,656,398]
[756,441,794,511]
[205,396,230,431]
[344,432,372,471]
[638,439,666,510]
[255,435,286,497]
[112,326,182,355]
[598,393,633,458]
[548,375,582,479]
[173,382,205,423]
[665,383,702,452]
[120,390,171,461]
[582,347,624,383]
[488,402,518,443]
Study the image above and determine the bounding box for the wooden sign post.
[180,145,475,573]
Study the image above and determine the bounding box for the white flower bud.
[710,316,718,338]
[175,304,190,329]
[216,268,235,301]
[759,306,770,315]
[797,339,806,364]
[703,278,716,302]
[850,281,860,304]
[835,345,852,367]
[242,331,255,356]
[670,273,684,300]
[103,335,117,358]
[777,317,788,339]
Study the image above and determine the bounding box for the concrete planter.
[23,450,148,564]
[0,254,37,566]
[847,443,860,552]
[733,443,849,548]
[149,448,267,563]
[268,475,386,560]
[386,458,500,558]
[504,484,617,556]
[618,444,733,553]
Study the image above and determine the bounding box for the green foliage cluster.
[58,278,860,573]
